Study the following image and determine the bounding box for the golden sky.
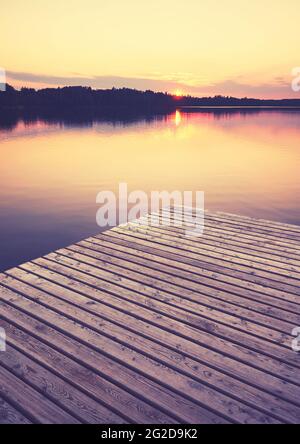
[1,0,300,98]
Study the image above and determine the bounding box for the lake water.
[0,109,299,271]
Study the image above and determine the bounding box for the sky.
[1,0,300,98]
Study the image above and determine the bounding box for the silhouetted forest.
[1,84,300,112]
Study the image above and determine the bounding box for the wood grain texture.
[0,397,31,424]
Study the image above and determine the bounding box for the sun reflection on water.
[174,110,182,126]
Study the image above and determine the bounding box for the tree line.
[1,84,300,110]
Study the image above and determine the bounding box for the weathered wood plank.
[39,252,296,337]
[205,209,300,234]
[0,293,287,424]
[0,288,228,424]
[170,206,300,241]
[46,249,297,335]
[0,342,125,424]
[104,229,300,295]
[82,237,300,311]
[2,275,299,409]
[1,279,299,423]
[0,207,299,424]
[120,218,300,283]
[0,364,79,424]
[73,241,300,319]
[10,262,298,368]
[0,397,31,424]
[140,213,300,267]
[91,234,300,305]
[170,207,300,247]
[172,206,300,236]
[112,225,300,288]
[2,271,299,390]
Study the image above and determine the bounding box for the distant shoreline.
[1,85,300,111]
[2,105,300,110]
[180,105,300,109]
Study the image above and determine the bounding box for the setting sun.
[173,89,184,97]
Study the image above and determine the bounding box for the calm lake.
[0,109,300,271]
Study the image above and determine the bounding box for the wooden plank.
[2,278,299,419]
[2,304,289,424]
[0,397,31,424]
[1,207,299,424]
[2,270,299,388]
[129,218,300,277]
[169,207,300,251]
[13,261,299,366]
[67,242,300,323]
[0,342,125,424]
[0,291,293,424]
[103,230,300,296]
[208,210,300,233]
[82,237,300,312]
[200,223,300,255]
[93,233,300,304]
[172,206,300,235]
[113,225,300,288]
[141,213,300,266]
[2,275,299,409]
[52,248,297,335]
[171,206,300,240]
[167,206,300,241]
[170,207,300,246]
[0,309,198,425]
[209,211,300,235]
[0,287,229,424]
[1,280,299,423]
[0,364,79,424]
[0,309,182,424]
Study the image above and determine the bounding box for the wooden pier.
[0,207,300,424]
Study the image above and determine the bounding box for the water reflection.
[0,108,172,133]
[175,110,182,126]
[0,109,299,271]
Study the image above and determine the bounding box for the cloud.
[7,70,181,92]
[189,79,294,99]
[6,70,297,99]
